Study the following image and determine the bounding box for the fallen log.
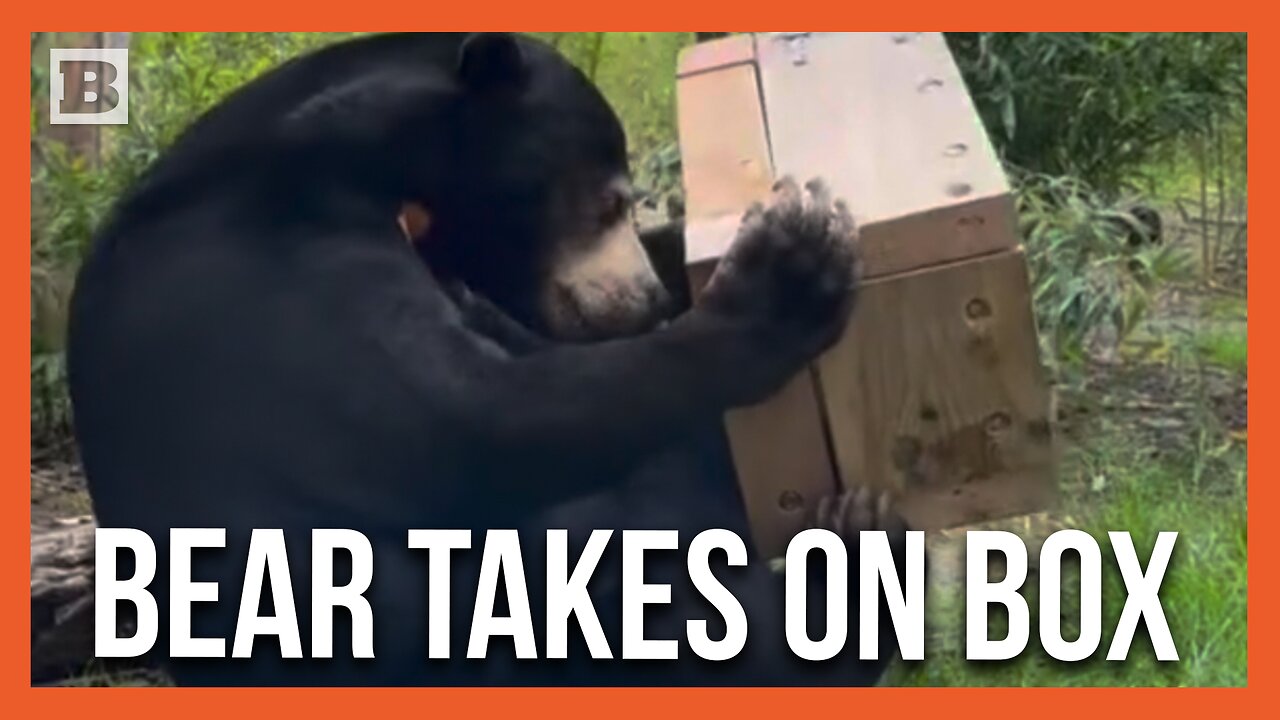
[31,515,100,682]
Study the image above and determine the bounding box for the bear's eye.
[599,187,632,227]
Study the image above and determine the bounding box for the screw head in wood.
[966,297,993,319]
[985,411,1013,434]
[778,490,805,512]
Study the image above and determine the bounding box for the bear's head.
[411,33,672,343]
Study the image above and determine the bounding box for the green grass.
[1204,295,1247,322]
[886,437,1247,687]
[1193,295,1248,374]
[1196,331,1248,375]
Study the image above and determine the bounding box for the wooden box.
[676,32,1057,559]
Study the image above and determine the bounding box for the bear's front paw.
[701,176,859,356]
[811,486,908,555]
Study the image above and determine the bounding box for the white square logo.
[49,48,129,125]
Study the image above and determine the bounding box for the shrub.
[948,32,1246,197]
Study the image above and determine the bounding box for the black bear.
[1125,205,1164,248]
[68,32,910,686]
[1106,204,1163,278]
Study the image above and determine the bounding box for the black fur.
[1125,205,1163,248]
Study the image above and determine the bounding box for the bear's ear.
[457,33,528,92]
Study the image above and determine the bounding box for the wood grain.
[756,32,1017,279]
[677,38,839,559]
[815,248,1057,529]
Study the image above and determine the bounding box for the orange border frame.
[4,14,1265,717]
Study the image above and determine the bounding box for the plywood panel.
[676,56,774,266]
[677,39,839,560]
[815,248,1057,530]
[756,32,1016,278]
[718,370,841,559]
[677,33,757,77]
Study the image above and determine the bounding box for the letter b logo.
[50,49,128,125]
